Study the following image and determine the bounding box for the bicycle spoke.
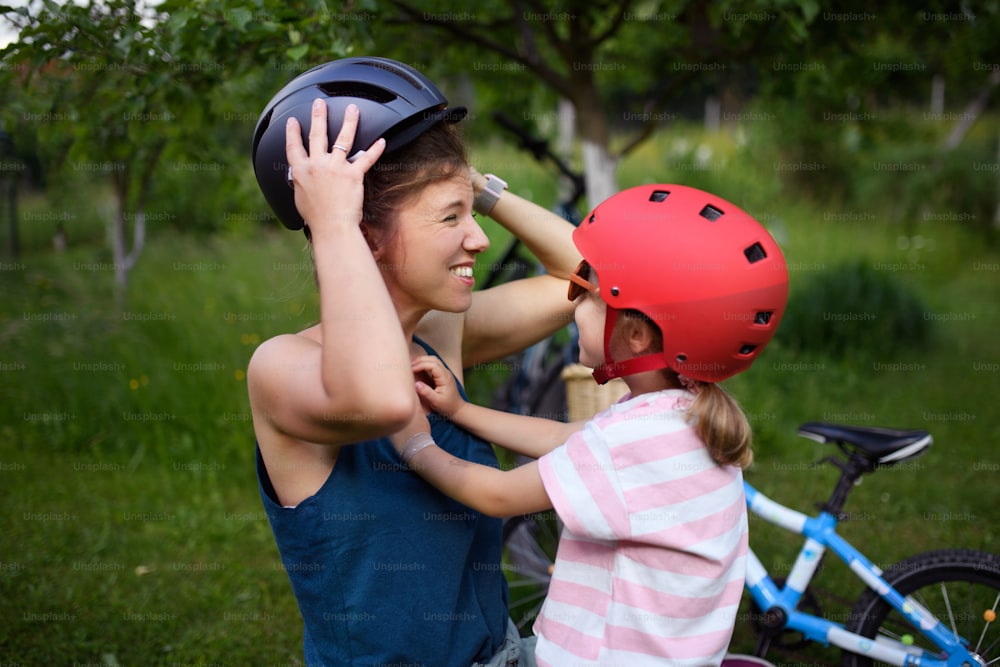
[974,591,1000,653]
[877,614,931,649]
[507,575,550,587]
[982,636,1000,663]
[940,581,960,641]
[510,587,548,604]
[516,604,543,631]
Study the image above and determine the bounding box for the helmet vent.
[754,311,773,325]
[699,204,724,221]
[317,81,397,104]
[744,242,767,263]
[738,344,758,356]
[649,190,670,202]
[359,59,425,89]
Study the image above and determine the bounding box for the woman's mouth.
[450,265,475,285]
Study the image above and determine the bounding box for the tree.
[383,0,822,206]
[0,0,373,301]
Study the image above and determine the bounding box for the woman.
[247,57,578,666]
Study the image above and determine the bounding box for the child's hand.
[388,405,433,462]
[411,355,466,420]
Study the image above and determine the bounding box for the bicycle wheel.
[502,512,561,635]
[842,549,1000,667]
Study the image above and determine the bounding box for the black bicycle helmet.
[252,56,467,230]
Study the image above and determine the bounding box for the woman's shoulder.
[248,330,318,378]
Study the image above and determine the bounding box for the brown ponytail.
[617,310,754,469]
[681,379,753,469]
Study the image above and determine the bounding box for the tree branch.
[617,16,779,158]
[587,0,632,48]
[390,0,573,98]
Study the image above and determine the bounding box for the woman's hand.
[468,164,488,199]
[284,100,386,236]
[411,355,466,420]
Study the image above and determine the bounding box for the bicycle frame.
[743,481,982,666]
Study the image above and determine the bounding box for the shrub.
[777,259,932,359]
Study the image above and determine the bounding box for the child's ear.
[624,317,657,355]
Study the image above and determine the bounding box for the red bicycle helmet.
[252,57,467,230]
[573,184,788,383]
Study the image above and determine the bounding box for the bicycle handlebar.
[480,111,589,290]
[490,111,586,208]
[492,111,549,162]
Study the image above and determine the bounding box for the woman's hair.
[621,310,753,469]
[363,120,467,247]
[303,121,468,245]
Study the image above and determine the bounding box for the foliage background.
[0,0,998,664]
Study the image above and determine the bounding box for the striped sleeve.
[538,424,629,542]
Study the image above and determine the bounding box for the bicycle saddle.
[797,421,932,464]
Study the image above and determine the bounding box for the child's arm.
[412,355,585,459]
[392,418,553,518]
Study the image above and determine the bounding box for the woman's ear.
[360,222,381,257]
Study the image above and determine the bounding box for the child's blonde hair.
[679,378,753,469]
[621,310,753,468]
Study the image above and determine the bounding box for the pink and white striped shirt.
[535,389,748,667]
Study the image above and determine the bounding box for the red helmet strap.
[590,306,672,385]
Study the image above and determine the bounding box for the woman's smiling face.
[376,170,490,317]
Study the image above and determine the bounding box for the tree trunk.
[111,183,130,307]
[110,182,146,308]
[556,98,576,207]
[943,69,1000,150]
[574,92,618,208]
[930,74,945,116]
[705,95,721,132]
[994,130,1000,231]
[580,140,618,210]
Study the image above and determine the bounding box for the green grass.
[1,127,999,663]
[1,231,316,664]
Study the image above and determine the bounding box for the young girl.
[392,184,790,666]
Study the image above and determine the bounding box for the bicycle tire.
[841,548,1000,667]
[502,512,561,635]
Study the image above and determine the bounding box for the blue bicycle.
[502,421,1000,665]
[745,421,1000,666]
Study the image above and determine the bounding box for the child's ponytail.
[619,311,754,469]
[679,377,753,469]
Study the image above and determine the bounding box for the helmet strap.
[591,306,672,385]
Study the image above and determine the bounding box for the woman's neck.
[399,305,430,342]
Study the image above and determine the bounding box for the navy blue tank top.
[257,338,508,666]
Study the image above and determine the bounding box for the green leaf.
[286,43,309,61]
[797,0,820,23]
[225,7,252,32]
[167,8,195,32]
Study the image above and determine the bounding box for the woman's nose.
[464,215,490,253]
